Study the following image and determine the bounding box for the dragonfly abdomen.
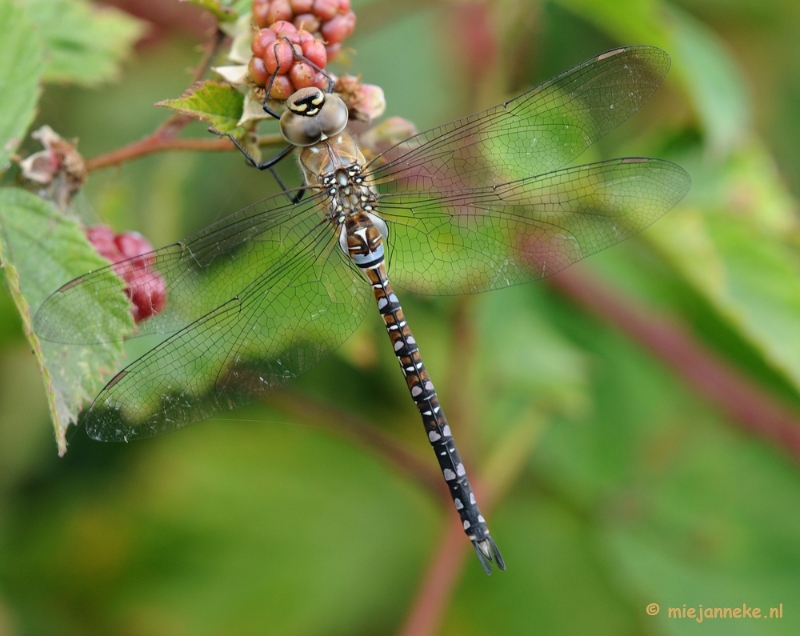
[345,213,504,573]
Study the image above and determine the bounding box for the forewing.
[34,188,322,344]
[367,46,670,191]
[378,158,691,294]
[84,221,370,441]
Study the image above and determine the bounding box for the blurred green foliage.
[1,0,800,634]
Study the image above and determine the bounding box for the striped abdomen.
[342,211,504,574]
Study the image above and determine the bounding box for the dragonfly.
[34,45,690,575]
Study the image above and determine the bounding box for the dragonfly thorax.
[321,165,377,221]
[298,128,366,182]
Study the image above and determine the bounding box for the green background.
[1,0,800,634]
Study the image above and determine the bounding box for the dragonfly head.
[280,87,349,147]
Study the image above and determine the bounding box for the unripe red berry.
[266,0,293,24]
[127,271,167,322]
[253,0,271,28]
[249,56,270,86]
[313,0,338,21]
[251,28,277,58]
[86,225,123,263]
[289,62,316,89]
[325,43,341,59]
[321,11,355,44]
[263,38,295,75]
[301,39,327,69]
[312,72,329,90]
[296,28,315,45]
[269,75,295,100]
[269,20,297,34]
[115,231,154,267]
[294,13,320,32]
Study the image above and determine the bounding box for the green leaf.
[0,188,131,454]
[652,142,800,393]
[157,81,246,136]
[445,494,642,635]
[184,0,239,22]
[669,4,752,156]
[552,0,668,49]
[19,0,145,87]
[3,418,438,633]
[0,0,44,171]
[474,286,592,430]
[603,416,800,635]
[553,0,751,157]
[533,303,800,634]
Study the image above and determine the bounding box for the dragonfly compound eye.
[280,87,349,146]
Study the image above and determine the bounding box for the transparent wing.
[367,46,671,192]
[378,158,691,294]
[34,189,326,344]
[84,217,370,441]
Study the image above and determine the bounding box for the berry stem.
[85,27,276,173]
[191,27,227,85]
[85,132,285,172]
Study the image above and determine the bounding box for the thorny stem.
[548,267,800,461]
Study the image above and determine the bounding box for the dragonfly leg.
[208,127,296,171]
[268,166,306,203]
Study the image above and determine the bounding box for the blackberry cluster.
[250,0,356,99]
[86,226,167,324]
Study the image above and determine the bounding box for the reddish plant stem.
[398,477,497,636]
[190,27,227,85]
[401,297,529,635]
[395,308,529,636]
[84,26,274,173]
[85,132,285,172]
[268,389,448,500]
[398,513,472,636]
[85,24,227,171]
[399,421,541,636]
[86,135,230,171]
[548,267,800,460]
